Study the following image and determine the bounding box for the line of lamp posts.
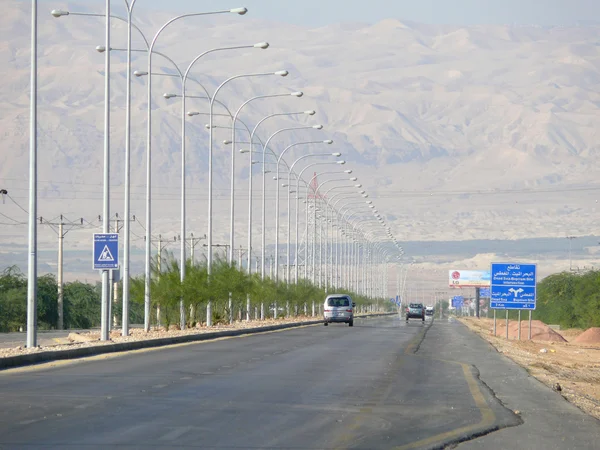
[25,1,402,347]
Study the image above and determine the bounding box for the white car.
[323,294,354,326]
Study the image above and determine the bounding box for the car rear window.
[409,303,422,308]
[327,297,350,307]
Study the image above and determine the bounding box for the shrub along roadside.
[0,255,387,333]
[533,270,600,329]
[128,252,385,329]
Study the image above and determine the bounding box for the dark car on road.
[406,303,425,322]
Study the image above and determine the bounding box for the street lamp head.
[96,45,107,53]
[252,161,260,165]
[51,9,69,17]
[369,205,375,208]
[359,190,365,194]
[338,161,347,165]
[239,149,250,153]
[305,110,316,115]
[223,139,232,145]
[230,7,248,15]
[253,42,269,49]
[324,140,334,145]
[163,93,177,99]
[313,124,324,129]
[355,184,363,188]
[350,177,358,181]
[291,91,304,97]
[187,111,200,117]
[134,70,148,77]
[362,194,369,198]
[273,176,278,180]
[275,70,289,77]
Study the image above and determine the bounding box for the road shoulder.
[421,319,600,450]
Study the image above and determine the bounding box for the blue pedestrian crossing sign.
[93,233,119,270]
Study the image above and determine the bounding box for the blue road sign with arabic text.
[93,233,119,270]
[452,296,464,308]
[490,263,536,310]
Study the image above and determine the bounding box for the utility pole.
[40,215,86,330]
[144,234,177,327]
[566,236,577,271]
[186,233,206,265]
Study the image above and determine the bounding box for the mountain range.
[1,1,600,282]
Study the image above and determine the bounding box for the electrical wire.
[6,194,28,214]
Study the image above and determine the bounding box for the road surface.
[0,315,598,449]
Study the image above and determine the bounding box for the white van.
[323,294,354,327]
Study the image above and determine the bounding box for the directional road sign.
[490,263,536,310]
[452,296,464,308]
[93,233,119,270]
[479,287,491,298]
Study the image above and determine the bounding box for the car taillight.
[324,309,330,312]
[346,309,352,312]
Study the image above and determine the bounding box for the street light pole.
[176,43,269,330]
[101,0,112,340]
[228,92,302,265]
[273,141,334,283]
[121,0,138,339]
[293,163,349,283]
[284,162,341,285]
[27,0,38,348]
[244,110,315,319]
[245,111,316,269]
[260,125,323,280]
[208,70,289,325]
[144,7,249,333]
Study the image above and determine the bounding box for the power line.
[0,212,25,224]
[6,193,29,214]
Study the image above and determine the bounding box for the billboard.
[449,270,491,287]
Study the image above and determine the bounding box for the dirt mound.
[491,319,567,342]
[574,327,600,345]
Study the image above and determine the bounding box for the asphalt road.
[0,315,598,449]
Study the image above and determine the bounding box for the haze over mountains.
[1,1,600,280]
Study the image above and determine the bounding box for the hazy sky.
[143,0,600,27]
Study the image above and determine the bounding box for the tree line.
[534,269,600,329]
[0,253,383,333]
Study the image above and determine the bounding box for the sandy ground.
[459,317,600,421]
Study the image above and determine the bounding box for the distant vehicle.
[406,303,425,322]
[323,294,354,327]
[425,306,434,316]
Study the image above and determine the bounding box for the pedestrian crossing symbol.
[93,233,119,270]
[98,245,114,262]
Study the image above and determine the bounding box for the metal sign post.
[490,263,537,340]
[94,233,119,340]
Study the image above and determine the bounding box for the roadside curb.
[0,313,393,371]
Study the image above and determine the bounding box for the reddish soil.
[490,319,567,342]
[574,327,600,345]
